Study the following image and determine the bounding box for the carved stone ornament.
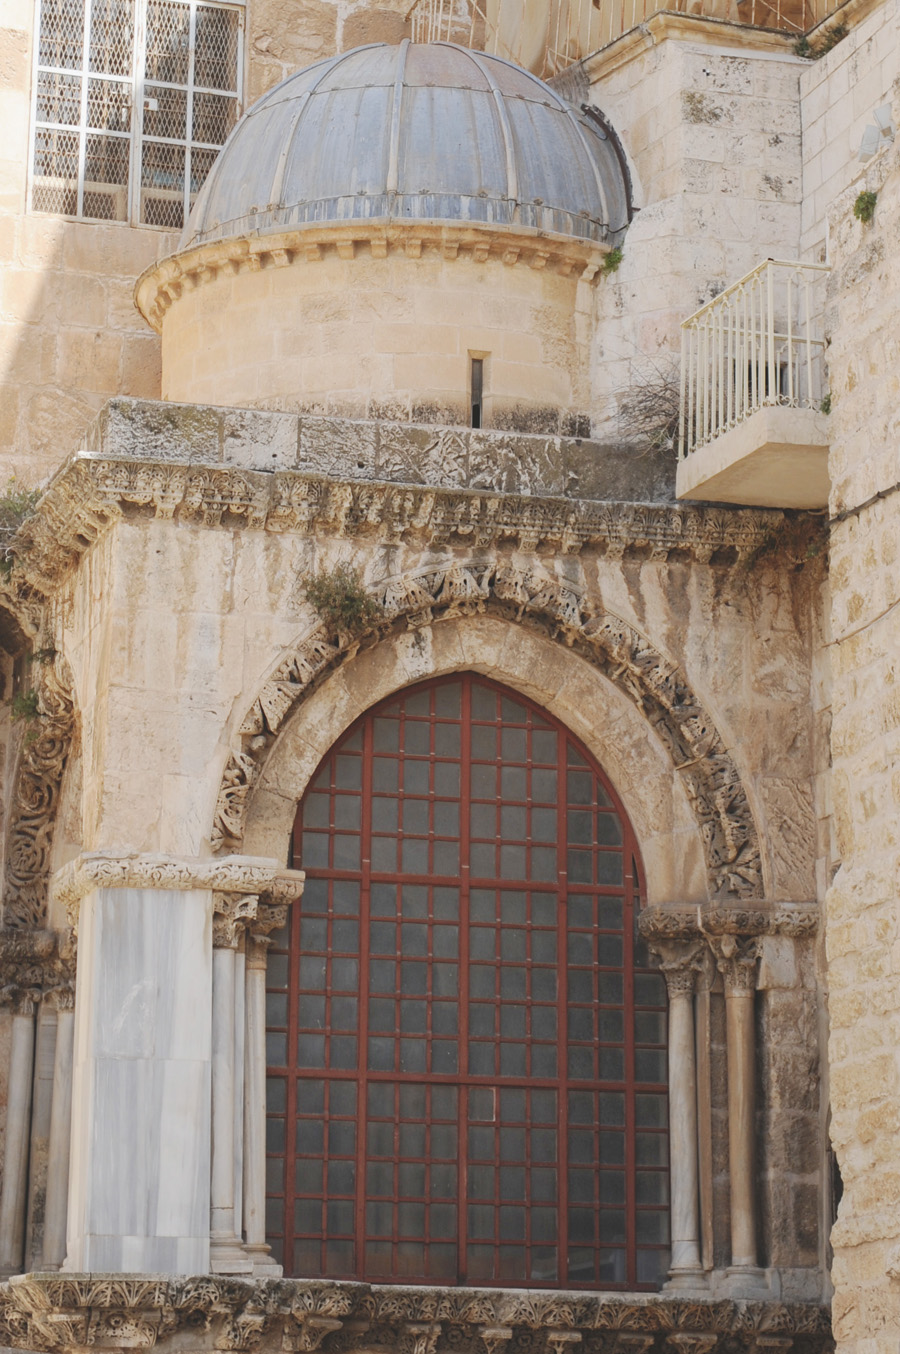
[0,1276,833,1354]
[638,903,818,947]
[2,655,76,932]
[709,933,761,994]
[0,928,75,1011]
[49,851,305,926]
[213,560,763,900]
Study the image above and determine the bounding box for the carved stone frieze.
[49,851,304,925]
[214,559,762,899]
[638,904,818,947]
[0,443,790,607]
[2,656,76,932]
[0,1276,834,1354]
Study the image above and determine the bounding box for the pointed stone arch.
[212,557,762,900]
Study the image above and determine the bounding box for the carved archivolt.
[2,655,76,932]
[0,1274,833,1354]
[213,558,762,899]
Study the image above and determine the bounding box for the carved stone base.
[721,1266,775,1298]
[245,1242,283,1278]
[209,1235,254,1275]
[663,1266,709,1294]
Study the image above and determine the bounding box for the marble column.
[42,989,75,1270]
[64,881,213,1273]
[210,895,254,1274]
[715,934,764,1284]
[0,995,36,1275]
[659,946,707,1291]
[243,925,283,1275]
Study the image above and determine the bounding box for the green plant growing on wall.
[602,247,624,275]
[0,478,40,576]
[9,690,39,722]
[853,190,877,224]
[302,563,384,633]
[820,392,832,415]
[793,21,847,57]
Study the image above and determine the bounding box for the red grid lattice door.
[265,674,670,1289]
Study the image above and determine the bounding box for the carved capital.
[638,905,700,944]
[547,1333,581,1354]
[665,1338,718,1354]
[213,893,259,949]
[283,1316,343,1353]
[710,933,760,994]
[700,901,771,937]
[50,852,304,926]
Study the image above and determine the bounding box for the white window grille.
[30,0,243,229]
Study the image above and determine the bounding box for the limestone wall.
[0,0,412,488]
[822,118,900,1354]
[799,0,900,262]
[152,237,596,434]
[584,17,805,440]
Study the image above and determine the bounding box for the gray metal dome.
[181,40,633,251]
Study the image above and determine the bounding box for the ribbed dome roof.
[181,40,632,251]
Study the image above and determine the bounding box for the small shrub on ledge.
[302,563,383,633]
[854,190,877,225]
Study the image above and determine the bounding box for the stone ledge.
[0,1275,833,1354]
[81,398,675,504]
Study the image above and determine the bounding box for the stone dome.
[181,39,632,252]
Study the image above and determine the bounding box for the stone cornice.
[135,222,607,332]
[638,901,819,944]
[49,851,304,922]
[0,1275,832,1354]
[0,409,793,609]
[582,10,799,86]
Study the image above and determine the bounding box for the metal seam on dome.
[268,52,348,213]
[386,38,412,197]
[446,42,519,210]
[566,111,611,232]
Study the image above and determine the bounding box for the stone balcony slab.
[676,407,830,510]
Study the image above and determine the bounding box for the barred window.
[31,0,243,229]
[265,675,671,1290]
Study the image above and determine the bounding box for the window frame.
[27,0,245,230]
[265,673,671,1290]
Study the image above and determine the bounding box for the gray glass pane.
[296,1034,324,1068]
[402,884,428,917]
[430,1162,457,1195]
[302,832,329,867]
[634,973,666,1005]
[569,1007,593,1041]
[399,1038,427,1073]
[399,1123,426,1156]
[471,725,497,759]
[499,1205,525,1240]
[368,1082,394,1116]
[599,1130,625,1164]
[499,844,526,878]
[300,917,327,952]
[597,853,623,885]
[296,1158,323,1193]
[430,1203,457,1237]
[532,968,557,1000]
[404,761,429,794]
[471,684,496,718]
[303,793,330,827]
[599,1092,625,1125]
[367,1037,395,1071]
[567,770,592,805]
[596,814,623,845]
[636,1210,670,1244]
[468,1204,495,1240]
[296,1119,323,1154]
[434,761,460,795]
[635,1094,668,1128]
[567,810,593,844]
[599,1009,624,1041]
[400,1000,427,1033]
[405,722,430,755]
[366,1200,393,1236]
[599,1047,625,1080]
[398,1162,426,1196]
[432,1085,457,1118]
[470,843,495,875]
[531,1166,557,1202]
[433,963,459,996]
[532,769,557,802]
[372,758,399,791]
[635,1049,667,1082]
[468,1164,494,1198]
[434,723,460,757]
[431,1002,458,1033]
[531,1044,557,1077]
[400,960,427,994]
[599,1170,625,1204]
[266,1117,285,1152]
[334,796,361,830]
[636,1132,668,1166]
[432,926,458,959]
[501,765,526,799]
[335,755,362,789]
[636,1171,669,1204]
[266,991,287,1026]
[367,1121,395,1155]
[568,1209,594,1243]
[431,1041,458,1074]
[332,919,359,952]
[402,799,429,833]
[331,958,358,989]
[330,996,358,1031]
[373,717,400,752]
[371,836,396,871]
[531,1128,557,1162]
[501,727,526,761]
[599,973,624,1003]
[500,1004,526,1037]
[398,1200,426,1234]
[369,959,396,993]
[434,800,460,835]
[531,730,557,763]
[400,1084,426,1116]
[499,1165,525,1200]
[500,929,526,962]
[370,883,397,915]
[327,1159,355,1193]
[435,682,461,717]
[635,1011,667,1044]
[532,1207,557,1242]
[567,931,593,965]
[401,838,428,873]
[367,1160,393,1196]
[368,999,394,1033]
[267,953,289,988]
[401,924,428,957]
[597,897,623,929]
[372,797,398,832]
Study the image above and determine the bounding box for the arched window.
[265,675,669,1289]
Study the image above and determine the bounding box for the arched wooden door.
[264,674,669,1289]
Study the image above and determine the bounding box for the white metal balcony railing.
[407,0,842,78]
[678,259,830,463]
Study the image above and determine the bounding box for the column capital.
[50,851,304,928]
[709,934,760,994]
